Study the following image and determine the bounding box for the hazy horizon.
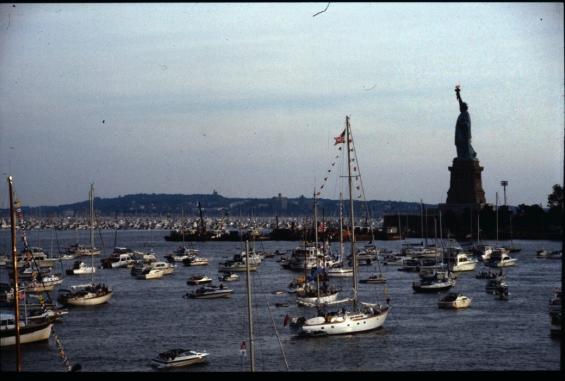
[1,3,563,208]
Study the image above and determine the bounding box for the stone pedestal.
[446,158,486,205]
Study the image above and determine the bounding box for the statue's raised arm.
[454,85,477,160]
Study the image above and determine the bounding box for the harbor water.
[0,230,561,371]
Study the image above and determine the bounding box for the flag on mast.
[334,129,346,145]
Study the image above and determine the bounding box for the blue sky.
[0,3,563,207]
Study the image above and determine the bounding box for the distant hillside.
[0,192,427,218]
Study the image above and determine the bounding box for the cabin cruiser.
[151,349,209,369]
[66,260,96,275]
[136,267,164,280]
[412,270,456,293]
[484,251,517,268]
[183,256,209,266]
[101,247,136,269]
[447,251,478,272]
[165,247,199,263]
[151,261,176,275]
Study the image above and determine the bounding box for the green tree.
[547,184,563,209]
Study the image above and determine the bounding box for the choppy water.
[0,230,561,372]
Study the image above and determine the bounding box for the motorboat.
[151,348,209,369]
[57,283,112,306]
[100,248,136,269]
[131,250,158,264]
[484,251,517,268]
[1,312,54,347]
[447,252,478,272]
[182,256,209,266]
[66,260,96,275]
[164,247,199,263]
[438,293,471,309]
[186,284,233,299]
[359,274,387,284]
[485,277,508,294]
[64,244,101,257]
[136,267,164,280]
[218,272,239,282]
[412,271,456,293]
[151,261,176,275]
[494,283,509,300]
[187,275,213,285]
[218,260,256,272]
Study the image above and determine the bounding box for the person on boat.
[219,283,224,290]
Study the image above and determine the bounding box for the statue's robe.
[455,111,477,160]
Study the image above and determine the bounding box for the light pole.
[500,180,508,206]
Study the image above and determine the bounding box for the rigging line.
[253,261,290,371]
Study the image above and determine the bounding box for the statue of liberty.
[454,85,477,160]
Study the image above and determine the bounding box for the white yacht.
[448,252,478,272]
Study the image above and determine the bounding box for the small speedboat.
[438,293,471,309]
[183,256,209,266]
[187,275,213,285]
[186,285,233,299]
[151,348,209,369]
[218,272,239,282]
[359,274,387,284]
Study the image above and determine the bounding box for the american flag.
[334,129,346,145]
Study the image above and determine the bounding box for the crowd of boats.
[1,118,561,371]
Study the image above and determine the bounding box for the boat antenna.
[90,183,95,285]
[8,176,22,371]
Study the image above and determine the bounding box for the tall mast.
[313,189,318,248]
[8,176,22,372]
[339,192,344,262]
[89,184,95,284]
[420,199,424,245]
[345,116,357,309]
[245,240,255,372]
[89,183,94,248]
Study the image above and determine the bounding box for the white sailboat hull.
[1,322,53,347]
[65,292,113,306]
[299,308,389,336]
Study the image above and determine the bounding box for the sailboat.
[295,191,340,307]
[289,116,390,336]
[327,192,353,278]
[58,184,112,307]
